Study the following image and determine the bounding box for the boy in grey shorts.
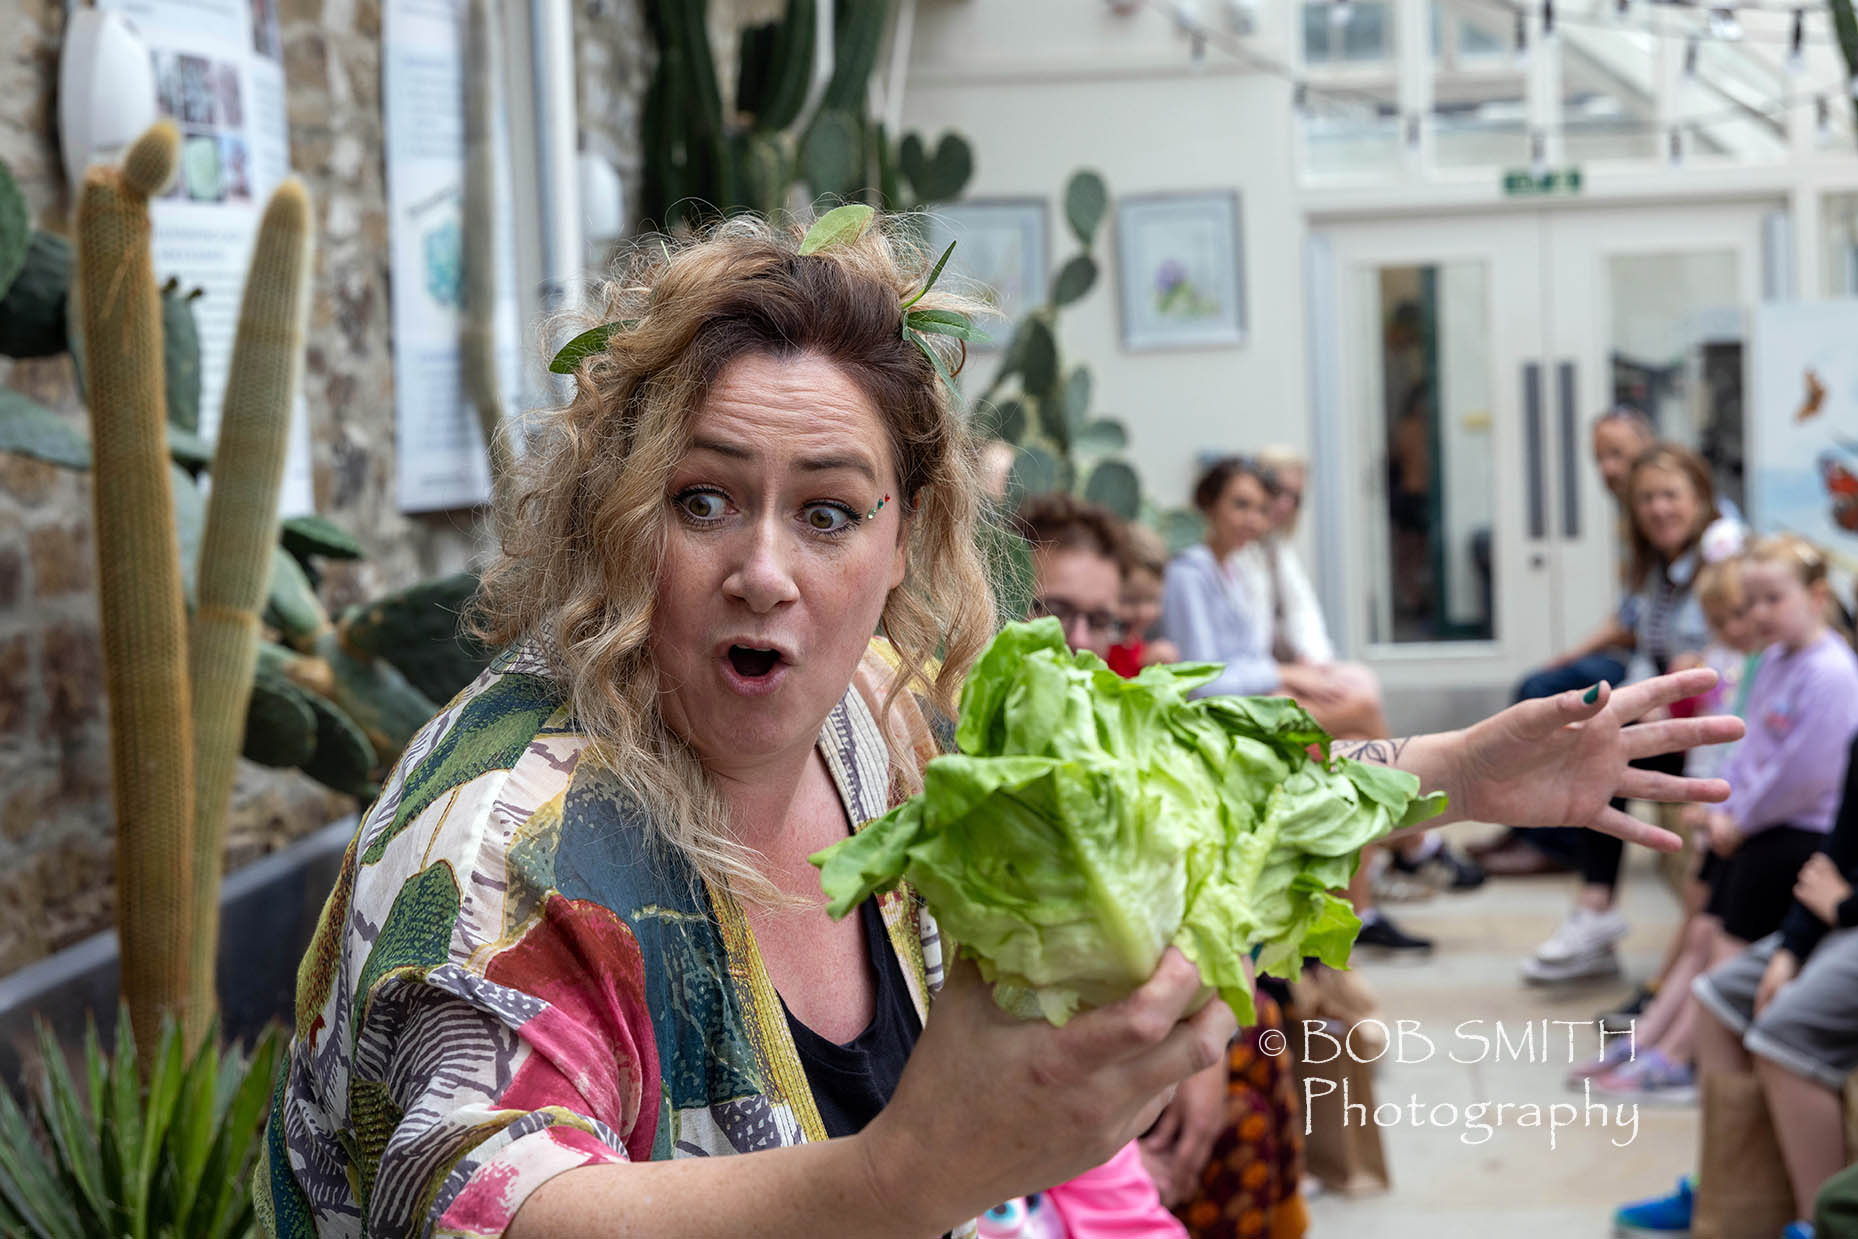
[1692,927,1858,1094]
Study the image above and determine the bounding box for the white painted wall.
[901,0,1309,510]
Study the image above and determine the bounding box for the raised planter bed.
[0,814,357,1088]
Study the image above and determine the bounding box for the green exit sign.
[1503,167,1583,196]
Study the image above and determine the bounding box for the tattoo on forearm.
[1333,738,1411,766]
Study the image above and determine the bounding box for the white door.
[1316,201,1776,712]
[1544,202,1772,648]
[1318,214,1556,708]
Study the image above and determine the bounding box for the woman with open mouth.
[257,211,1740,1239]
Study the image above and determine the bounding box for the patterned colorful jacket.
[256,642,949,1238]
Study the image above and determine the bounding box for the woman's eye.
[679,491,726,520]
[804,504,852,532]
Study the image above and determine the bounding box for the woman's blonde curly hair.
[473,213,1000,902]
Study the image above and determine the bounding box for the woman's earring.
[865,494,890,521]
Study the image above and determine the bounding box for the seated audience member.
[1478,407,1655,878]
[1249,445,1483,894]
[1161,457,1383,736]
[1109,521,1182,678]
[1577,545,1760,1100]
[1520,444,1718,986]
[1162,457,1433,955]
[1614,729,1858,1239]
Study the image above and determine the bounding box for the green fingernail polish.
[1583,685,1601,704]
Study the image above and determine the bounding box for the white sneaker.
[1532,907,1627,965]
[1522,945,1622,985]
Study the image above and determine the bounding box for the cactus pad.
[161,279,203,434]
[0,388,92,468]
[243,668,319,767]
[280,514,364,563]
[0,230,69,357]
[338,570,494,705]
[0,158,28,301]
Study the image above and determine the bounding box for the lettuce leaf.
[812,618,1447,1025]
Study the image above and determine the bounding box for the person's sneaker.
[1782,1222,1816,1239]
[1355,915,1435,956]
[1597,983,1658,1034]
[1522,944,1622,985]
[1566,1037,1637,1088]
[1390,846,1488,891]
[1371,867,1438,904]
[1613,1175,1695,1237]
[1533,906,1629,965]
[1593,1049,1697,1104]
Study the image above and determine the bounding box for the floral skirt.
[1173,990,1307,1239]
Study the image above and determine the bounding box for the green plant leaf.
[0,388,90,468]
[1083,458,1142,520]
[1073,418,1128,457]
[901,240,955,311]
[1034,395,1069,453]
[0,1079,76,1239]
[1064,169,1109,248]
[798,111,867,204]
[547,323,620,374]
[32,1020,107,1231]
[908,329,963,402]
[0,159,28,302]
[194,1031,282,1239]
[134,1020,188,1237]
[898,130,974,204]
[1158,506,1205,553]
[103,1014,144,1238]
[280,514,365,562]
[161,280,202,435]
[1007,442,1063,505]
[167,1029,222,1230]
[0,230,74,359]
[1062,365,1092,429]
[905,309,989,344]
[1019,317,1058,398]
[1049,254,1098,308]
[993,397,1028,444]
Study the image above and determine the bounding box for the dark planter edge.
[0,814,359,1090]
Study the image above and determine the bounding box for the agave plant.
[0,1014,282,1239]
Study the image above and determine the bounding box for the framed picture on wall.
[1113,190,1246,351]
[921,199,1048,350]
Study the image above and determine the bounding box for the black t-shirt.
[779,896,921,1137]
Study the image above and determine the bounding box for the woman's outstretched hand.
[1450,669,1743,851]
[860,948,1235,1230]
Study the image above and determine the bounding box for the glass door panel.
[1367,262,1496,644]
[1543,204,1770,649]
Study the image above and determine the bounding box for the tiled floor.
[1301,825,1698,1238]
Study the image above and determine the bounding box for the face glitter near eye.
[865,494,890,521]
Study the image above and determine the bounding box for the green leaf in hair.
[901,240,957,311]
[548,321,630,374]
[799,203,876,255]
[906,308,990,345]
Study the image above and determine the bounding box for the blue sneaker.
[1613,1176,1695,1237]
[1782,1223,1815,1239]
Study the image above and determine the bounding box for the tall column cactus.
[186,179,313,1024]
[74,121,199,1047]
[463,0,511,501]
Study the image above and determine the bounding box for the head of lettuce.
[812,619,1447,1025]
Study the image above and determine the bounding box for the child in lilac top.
[1718,629,1858,839]
[1700,534,1858,951]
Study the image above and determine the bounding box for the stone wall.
[0,0,651,975]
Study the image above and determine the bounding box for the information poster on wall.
[381,0,523,513]
[1749,302,1858,574]
[97,0,315,517]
